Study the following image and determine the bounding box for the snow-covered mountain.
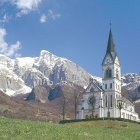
[0,54,31,96]
[0,50,139,99]
[122,73,140,87]
[122,73,140,101]
[0,50,101,96]
[14,50,101,87]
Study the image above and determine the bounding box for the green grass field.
[0,117,140,140]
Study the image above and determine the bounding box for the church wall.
[103,91,119,118]
[103,107,120,118]
[76,29,139,121]
[77,89,104,119]
[121,109,139,121]
[83,92,102,114]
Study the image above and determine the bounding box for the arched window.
[88,96,95,106]
[105,68,112,78]
[106,95,108,107]
[110,95,113,107]
[110,83,112,89]
[90,87,94,93]
[116,69,119,79]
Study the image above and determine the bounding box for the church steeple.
[106,29,117,60]
[102,28,122,117]
[102,28,118,65]
[102,27,121,91]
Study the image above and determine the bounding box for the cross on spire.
[109,21,112,29]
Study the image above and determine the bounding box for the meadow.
[0,117,140,140]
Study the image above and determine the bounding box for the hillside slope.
[0,117,140,140]
[0,90,62,121]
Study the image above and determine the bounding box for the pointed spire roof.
[106,29,117,59]
[107,29,114,52]
[102,28,118,65]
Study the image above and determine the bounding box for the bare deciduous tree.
[73,89,81,120]
[89,95,96,117]
[117,99,124,118]
[62,95,66,120]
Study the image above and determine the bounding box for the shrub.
[59,117,140,125]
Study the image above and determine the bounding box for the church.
[77,29,139,121]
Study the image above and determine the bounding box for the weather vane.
[109,20,112,29]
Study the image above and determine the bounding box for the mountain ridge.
[0,50,140,121]
[0,50,101,96]
[0,50,139,101]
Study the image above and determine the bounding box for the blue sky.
[0,0,140,77]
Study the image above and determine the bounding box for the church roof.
[102,29,118,65]
[85,78,104,93]
[121,96,135,106]
[106,29,117,59]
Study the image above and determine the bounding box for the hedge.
[59,117,140,125]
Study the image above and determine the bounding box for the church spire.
[106,28,117,60]
[102,27,118,65]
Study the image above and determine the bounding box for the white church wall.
[76,29,139,122]
[121,109,139,121]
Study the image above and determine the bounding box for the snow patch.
[13,86,32,96]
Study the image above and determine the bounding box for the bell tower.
[102,28,121,117]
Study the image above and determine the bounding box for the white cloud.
[0,0,42,17]
[13,0,42,10]
[0,28,22,57]
[48,9,61,20]
[13,0,42,16]
[16,9,30,17]
[0,14,11,24]
[40,14,46,23]
[40,10,61,23]
[14,0,42,17]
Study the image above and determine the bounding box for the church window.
[105,84,107,89]
[110,83,112,89]
[106,96,108,107]
[110,95,113,107]
[88,96,95,106]
[116,73,119,79]
[105,68,112,78]
[81,107,84,110]
[118,85,120,90]
[90,87,94,93]
[116,69,119,79]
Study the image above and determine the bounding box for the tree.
[74,90,77,120]
[62,95,66,120]
[117,99,124,118]
[73,89,81,120]
[89,95,96,117]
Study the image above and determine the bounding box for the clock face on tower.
[105,56,112,64]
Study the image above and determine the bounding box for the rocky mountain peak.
[122,73,140,86]
[0,50,101,96]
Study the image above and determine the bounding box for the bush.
[59,117,140,125]
[85,115,89,119]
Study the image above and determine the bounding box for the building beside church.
[77,29,139,121]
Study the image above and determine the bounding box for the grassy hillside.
[0,117,140,140]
